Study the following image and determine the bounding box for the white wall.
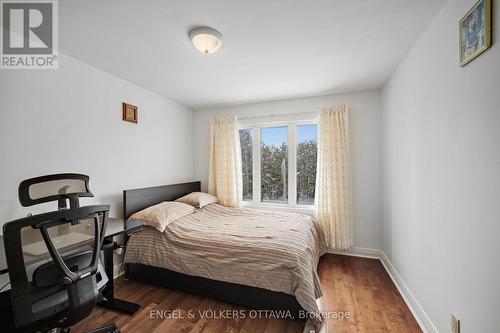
[381,0,500,332]
[194,90,382,249]
[0,54,195,227]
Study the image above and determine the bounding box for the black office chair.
[3,174,119,333]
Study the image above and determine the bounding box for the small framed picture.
[459,0,492,67]
[122,102,138,123]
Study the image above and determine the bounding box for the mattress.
[124,203,326,328]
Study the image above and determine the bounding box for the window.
[239,129,253,201]
[296,125,317,204]
[261,127,288,203]
[239,121,318,208]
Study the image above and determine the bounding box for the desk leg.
[97,239,140,314]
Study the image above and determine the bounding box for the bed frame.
[122,181,306,320]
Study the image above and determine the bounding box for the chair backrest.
[3,174,110,330]
[18,173,93,209]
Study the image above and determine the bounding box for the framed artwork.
[459,0,492,67]
[122,102,138,123]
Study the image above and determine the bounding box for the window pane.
[261,127,288,203]
[239,129,253,201]
[297,125,317,205]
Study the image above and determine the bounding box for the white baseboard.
[327,246,382,259]
[113,263,125,279]
[379,251,438,333]
[328,247,438,333]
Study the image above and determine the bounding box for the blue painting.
[460,0,492,66]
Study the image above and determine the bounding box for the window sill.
[240,202,314,216]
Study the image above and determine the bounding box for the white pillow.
[175,192,218,209]
[129,201,195,232]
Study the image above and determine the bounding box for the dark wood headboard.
[123,181,201,219]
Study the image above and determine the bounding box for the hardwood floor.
[73,254,421,333]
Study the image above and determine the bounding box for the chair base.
[52,323,119,333]
[86,323,119,333]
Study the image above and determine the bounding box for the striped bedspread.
[124,203,326,329]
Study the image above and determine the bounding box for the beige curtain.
[314,104,353,250]
[208,116,243,207]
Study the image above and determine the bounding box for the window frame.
[239,118,318,213]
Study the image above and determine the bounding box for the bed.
[122,181,326,328]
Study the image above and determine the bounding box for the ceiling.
[60,0,446,109]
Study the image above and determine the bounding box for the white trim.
[379,252,438,333]
[327,247,438,333]
[113,264,125,279]
[327,246,382,259]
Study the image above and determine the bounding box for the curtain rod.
[237,109,319,120]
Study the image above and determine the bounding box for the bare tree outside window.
[239,129,253,201]
[261,127,288,203]
[296,125,317,204]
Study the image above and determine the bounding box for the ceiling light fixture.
[189,27,223,54]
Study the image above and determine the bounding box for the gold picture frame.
[459,0,492,67]
[122,102,138,123]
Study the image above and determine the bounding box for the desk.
[99,218,143,314]
[0,218,143,330]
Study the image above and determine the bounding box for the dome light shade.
[189,27,223,54]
